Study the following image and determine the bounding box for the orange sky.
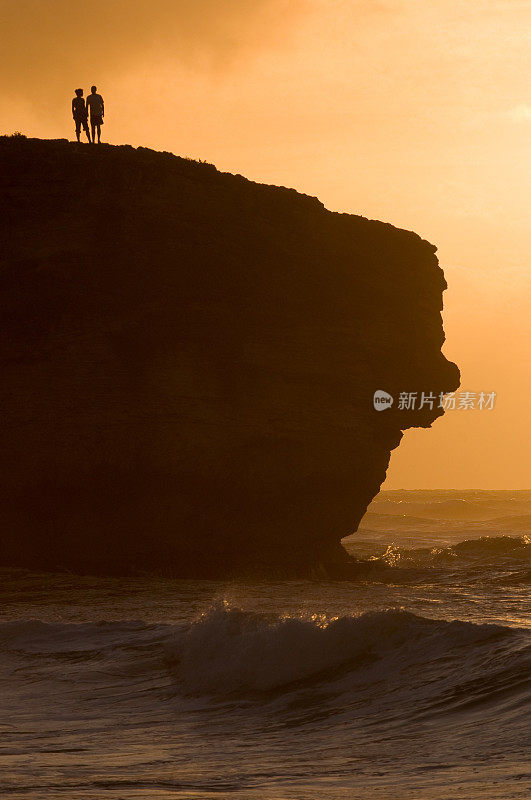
[1,0,529,488]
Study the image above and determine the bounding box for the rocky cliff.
[0,136,459,576]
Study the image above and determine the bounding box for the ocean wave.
[1,605,528,730]
[167,603,519,694]
[0,618,170,655]
[452,534,531,555]
[346,535,531,574]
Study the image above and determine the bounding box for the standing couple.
[72,86,104,143]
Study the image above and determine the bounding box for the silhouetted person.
[86,85,104,144]
[72,89,91,143]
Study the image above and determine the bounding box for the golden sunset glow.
[1,0,529,487]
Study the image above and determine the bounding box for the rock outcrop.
[0,136,459,576]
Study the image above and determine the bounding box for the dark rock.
[0,136,459,576]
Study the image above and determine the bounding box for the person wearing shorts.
[72,89,90,143]
[86,85,104,144]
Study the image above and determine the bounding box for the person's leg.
[96,123,101,143]
[91,122,96,143]
[84,120,91,143]
[75,119,81,142]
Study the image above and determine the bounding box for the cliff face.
[0,137,459,576]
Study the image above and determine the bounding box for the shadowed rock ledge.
[0,136,459,577]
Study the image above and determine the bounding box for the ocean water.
[1,490,529,800]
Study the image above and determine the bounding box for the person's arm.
[72,98,75,117]
[101,97,104,117]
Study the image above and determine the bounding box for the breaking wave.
[169,603,523,695]
[1,603,529,747]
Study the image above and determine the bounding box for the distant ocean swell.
[346,534,531,583]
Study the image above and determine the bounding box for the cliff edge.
[0,136,459,576]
